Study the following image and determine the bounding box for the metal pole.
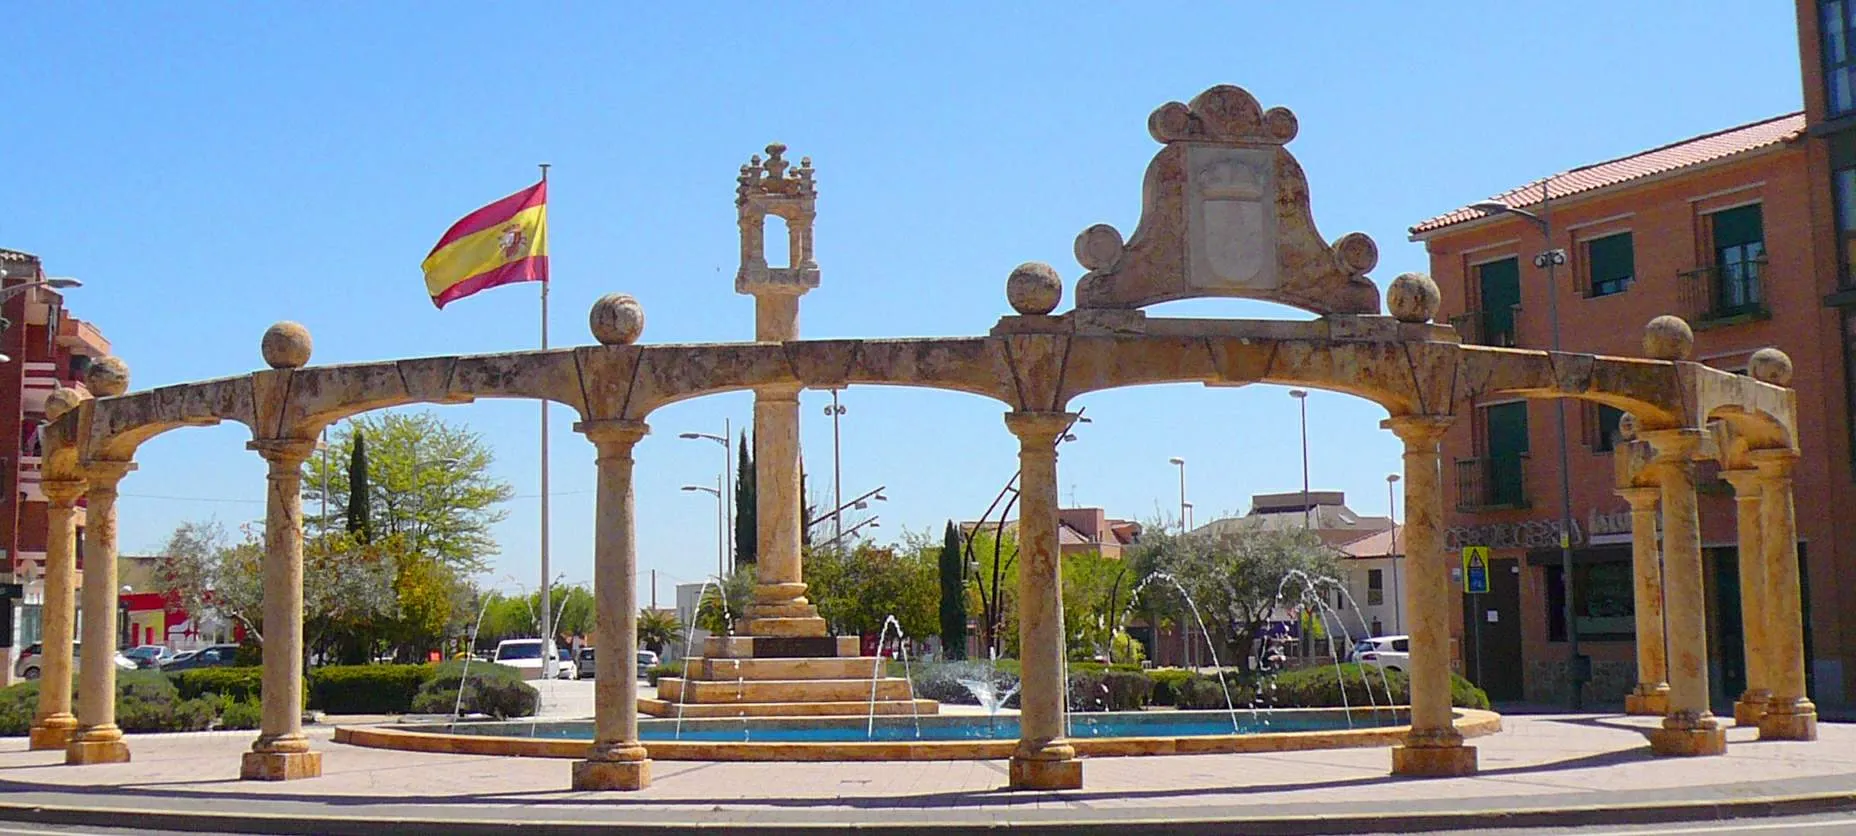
[1541,179,1583,711]
[723,417,732,572]
[717,473,726,579]
[828,391,845,545]
[1300,395,1311,529]
[1388,474,1402,632]
[537,163,553,676]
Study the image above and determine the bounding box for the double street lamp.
[1289,389,1311,528]
[678,420,733,570]
[1167,457,1190,531]
[680,480,726,579]
[1471,181,1586,711]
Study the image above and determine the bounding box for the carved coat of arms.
[1186,147,1278,290]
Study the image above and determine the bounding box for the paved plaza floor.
[0,714,1852,834]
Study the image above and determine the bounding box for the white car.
[1353,635,1411,673]
[13,643,137,679]
[492,638,570,680]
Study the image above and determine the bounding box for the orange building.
[1410,109,1854,711]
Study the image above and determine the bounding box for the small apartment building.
[1410,113,1855,709]
[1333,525,1406,641]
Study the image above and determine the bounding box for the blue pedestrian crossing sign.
[1462,546,1491,594]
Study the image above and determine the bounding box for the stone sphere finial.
[589,293,646,346]
[86,355,130,397]
[1616,412,1639,442]
[1643,315,1695,361]
[261,321,314,369]
[43,386,83,421]
[1749,347,1794,386]
[1006,262,1063,316]
[1386,273,1441,323]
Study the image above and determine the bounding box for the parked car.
[1353,635,1411,673]
[160,644,241,672]
[492,638,569,680]
[567,648,659,681]
[123,645,175,669]
[13,643,136,679]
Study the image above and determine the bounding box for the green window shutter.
[1711,204,1765,249]
[1477,257,1521,342]
[1587,233,1634,295]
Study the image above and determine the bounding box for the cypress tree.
[734,431,756,567]
[938,520,967,660]
[347,429,372,543]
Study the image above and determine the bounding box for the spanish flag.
[422,181,549,308]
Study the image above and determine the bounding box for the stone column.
[741,382,826,637]
[1751,449,1817,741]
[572,419,653,791]
[1005,411,1081,790]
[1719,469,1770,726]
[28,478,84,750]
[1641,429,1725,756]
[1384,415,1476,777]
[241,438,321,780]
[66,461,133,766]
[1617,486,1669,717]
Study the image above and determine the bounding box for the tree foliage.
[637,608,681,654]
[805,536,938,639]
[1128,523,1339,670]
[965,527,1018,658]
[347,429,372,542]
[695,566,755,635]
[936,521,967,660]
[734,431,756,567]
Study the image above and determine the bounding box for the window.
[1585,232,1633,297]
[1367,569,1385,606]
[1546,561,1635,642]
[1825,0,1856,117]
[1709,204,1765,315]
[1476,258,1521,346]
[1391,638,1409,653]
[1484,402,1528,506]
[1832,133,1856,288]
[1591,404,1625,453]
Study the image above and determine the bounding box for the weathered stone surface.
[261,322,312,369]
[1749,346,1793,386]
[85,355,130,397]
[588,293,645,346]
[1006,262,1063,315]
[1644,315,1695,360]
[1387,273,1441,323]
[240,750,322,781]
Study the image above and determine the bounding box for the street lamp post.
[823,391,848,545]
[0,272,82,363]
[1471,180,1585,711]
[1167,457,1188,531]
[1387,473,1403,633]
[681,481,726,579]
[678,419,732,570]
[1289,390,1311,528]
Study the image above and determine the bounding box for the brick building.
[0,249,111,683]
[1409,106,1854,710]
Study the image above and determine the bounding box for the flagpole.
[538,162,554,676]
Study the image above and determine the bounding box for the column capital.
[41,478,86,508]
[753,383,804,403]
[1380,414,1454,446]
[1749,447,1799,480]
[1004,411,1077,446]
[1615,485,1660,510]
[574,419,650,450]
[79,459,135,488]
[1639,428,1706,464]
[1718,468,1764,500]
[246,438,318,467]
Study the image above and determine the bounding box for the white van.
[492,638,568,680]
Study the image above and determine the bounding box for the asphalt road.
[1370,812,1856,836]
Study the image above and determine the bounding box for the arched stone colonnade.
[17,83,1813,792]
[21,300,1804,786]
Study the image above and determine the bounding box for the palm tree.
[636,608,682,655]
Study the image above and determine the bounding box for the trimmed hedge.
[308,665,432,714]
[169,666,265,702]
[906,661,1491,713]
[412,661,536,718]
[1067,670,1152,712]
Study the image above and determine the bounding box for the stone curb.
[1,790,1855,835]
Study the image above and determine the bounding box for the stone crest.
[1073,85,1381,315]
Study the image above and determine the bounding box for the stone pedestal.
[65,735,130,765]
[240,751,322,781]
[1733,696,1770,727]
[1757,707,1818,741]
[29,715,78,751]
[1008,754,1083,791]
[1391,744,1478,777]
[1649,723,1728,757]
[1624,686,1669,717]
[573,758,652,791]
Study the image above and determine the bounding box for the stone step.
[637,697,939,718]
[657,676,913,704]
[703,635,862,659]
[688,656,886,681]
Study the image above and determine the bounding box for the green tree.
[637,608,681,654]
[966,527,1018,658]
[347,429,372,542]
[1129,523,1339,670]
[305,411,514,575]
[734,431,756,567]
[937,520,968,660]
[806,537,938,639]
[696,566,755,634]
[1060,551,1124,661]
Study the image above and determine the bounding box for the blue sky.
[5,4,1805,602]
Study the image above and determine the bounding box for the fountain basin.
[336,707,1502,762]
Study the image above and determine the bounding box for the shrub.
[1451,673,1492,710]
[648,662,684,685]
[0,680,41,736]
[1146,669,1193,706]
[218,699,263,730]
[170,666,266,702]
[1177,672,1246,710]
[308,664,433,714]
[1253,664,1489,710]
[114,671,216,733]
[1068,669,1152,712]
[413,661,536,718]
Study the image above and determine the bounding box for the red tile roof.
[1409,112,1805,237]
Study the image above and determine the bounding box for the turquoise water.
[410,709,1407,744]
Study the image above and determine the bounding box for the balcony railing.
[1678,259,1769,327]
[1447,308,1517,348]
[1455,454,1528,512]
